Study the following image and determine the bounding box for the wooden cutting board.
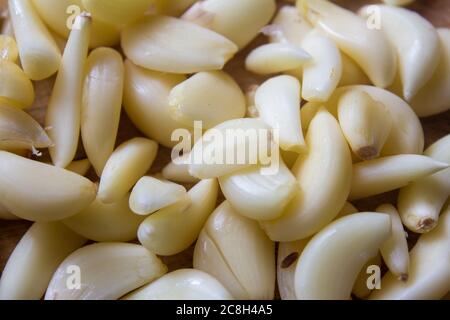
[1,0,449,283]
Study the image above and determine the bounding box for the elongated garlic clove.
[295,213,391,300]
[398,134,450,233]
[339,53,371,87]
[0,222,87,300]
[0,34,18,62]
[360,5,439,101]
[138,179,218,256]
[162,153,200,184]
[32,0,120,48]
[301,30,342,102]
[0,60,34,108]
[45,13,91,168]
[350,155,449,200]
[154,0,199,16]
[297,0,396,88]
[337,89,392,160]
[81,47,123,176]
[370,205,450,300]
[63,194,145,242]
[377,204,410,281]
[245,43,311,75]
[0,104,51,152]
[123,60,193,148]
[98,137,158,204]
[194,201,275,300]
[219,160,298,221]
[182,0,276,49]
[8,0,61,80]
[267,5,312,46]
[189,118,274,179]
[169,71,246,129]
[255,75,306,153]
[82,0,154,26]
[124,269,233,300]
[122,15,237,74]
[261,109,352,241]
[352,253,382,299]
[45,243,168,300]
[130,176,187,216]
[0,151,96,221]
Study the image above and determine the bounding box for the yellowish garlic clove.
[0,201,19,220]
[65,159,91,176]
[339,53,371,87]
[154,0,199,16]
[0,60,34,109]
[0,34,18,62]
[162,153,200,184]
[382,0,415,5]
[352,253,382,299]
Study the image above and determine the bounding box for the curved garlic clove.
[169,71,246,129]
[0,34,18,62]
[398,134,450,233]
[182,0,276,49]
[66,159,91,176]
[352,253,382,299]
[98,137,158,204]
[261,109,352,241]
[63,194,145,242]
[124,269,233,300]
[359,5,440,101]
[301,30,342,102]
[350,155,449,200]
[130,176,187,216]
[0,104,51,152]
[295,212,391,300]
[161,153,200,184]
[123,60,193,148]
[0,60,34,109]
[45,13,91,168]
[245,43,311,75]
[0,151,96,221]
[45,243,168,300]
[370,204,450,300]
[82,0,153,26]
[8,0,61,80]
[267,5,312,46]
[138,179,218,256]
[219,161,298,221]
[377,204,410,281]
[154,0,199,16]
[122,15,238,74]
[0,222,87,300]
[194,201,275,300]
[337,89,392,160]
[255,75,305,153]
[81,47,123,176]
[297,0,396,88]
[339,53,371,87]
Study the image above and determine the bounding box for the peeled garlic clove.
[189,118,274,179]
[130,176,187,216]
[122,15,238,74]
[298,0,396,88]
[46,13,91,168]
[0,34,18,62]
[194,201,275,300]
[370,204,450,300]
[81,47,123,176]
[124,269,233,300]
[66,159,91,176]
[0,222,87,300]
[261,109,352,241]
[169,71,246,129]
[63,194,145,242]
[255,75,306,153]
[32,0,119,48]
[352,253,382,299]
[295,212,391,300]
[138,179,218,256]
[0,60,34,109]
[382,0,414,5]
[182,0,276,49]
[98,137,158,204]
[245,43,311,75]
[0,151,96,221]
[82,0,153,26]
[45,243,168,300]
[0,202,19,220]
[123,60,193,148]
[0,104,51,152]
[8,0,61,80]
[350,155,449,200]
[360,5,439,101]
[398,134,450,233]
[162,153,200,184]
[267,5,312,46]
[301,30,342,102]
[337,89,392,160]
[339,53,371,86]
[154,0,199,16]
[377,204,410,281]
[219,161,298,221]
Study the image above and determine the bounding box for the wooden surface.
[1,0,449,283]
